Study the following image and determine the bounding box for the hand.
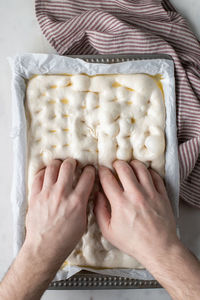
[24,158,95,269]
[0,158,95,300]
[94,159,179,267]
[2,159,200,300]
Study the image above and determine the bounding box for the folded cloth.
[35,0,200,207]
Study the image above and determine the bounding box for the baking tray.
[47,53,173,290]
[49,270,161,289]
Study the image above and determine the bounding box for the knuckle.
[55,186,64,200]
[68,197,83,213]
[41,188,51,199]
[133,190,146,206]
[136,196,146,208]
[72,192,82,204]
[149,190,157,200]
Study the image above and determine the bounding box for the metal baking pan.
[49,270,161,290]
[68,53,173,63]
[49,53,172,290]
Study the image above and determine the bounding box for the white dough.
[26,73,165,269]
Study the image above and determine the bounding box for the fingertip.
[113,160,132,176]
[98,165,111,178]
[53,158,63,164]
[130,159,146,168]
[63,157,77,169]
[130,159,139,164]
[83,165,96,184]
[85,164,95,174]
[47,159,63,171]
[112,159,119,168]
[85,166,96,186]
[99,165,108,172]
[112,159,125,169]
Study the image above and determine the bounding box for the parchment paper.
[8,53,179,281]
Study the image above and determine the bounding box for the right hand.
[94,160,179,267]
[24,158,95,270]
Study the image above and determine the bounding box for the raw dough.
[26,73,165,268]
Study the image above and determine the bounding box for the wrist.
[0,244,53,300]
[143,240,200,300]
[145,238,185,273]
[131,236,182,271]
[0,242,59,300]
[21,239,61,276]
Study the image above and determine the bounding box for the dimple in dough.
[26,73,165,269]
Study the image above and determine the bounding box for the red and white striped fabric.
[35,0,200,208]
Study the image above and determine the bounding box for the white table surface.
[0,0,200,299]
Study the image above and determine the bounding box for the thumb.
[94,192,111,238]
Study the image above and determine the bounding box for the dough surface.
[26,73,165,268]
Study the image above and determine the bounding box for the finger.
[43,159,62,188]
[113,160,139,192]
[57,158,77,195]
[99,166,123,202]
[149,169,168,196]
[75,166,95,201]
[130,160,156,194]
[31,168,45,196]
[94,192,111,238]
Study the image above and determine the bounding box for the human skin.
[0,158,95,300]
[0,158,200,300]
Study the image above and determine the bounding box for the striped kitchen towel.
[35,0,200,207]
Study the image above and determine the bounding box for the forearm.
[144,241,200,300]
[0,243,60,300]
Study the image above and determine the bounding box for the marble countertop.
[0,0,200,299]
